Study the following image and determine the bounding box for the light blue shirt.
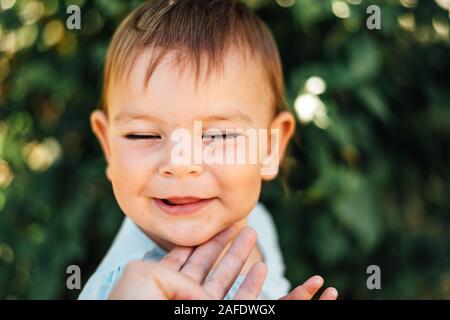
[78,202,290,299]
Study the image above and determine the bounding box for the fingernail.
[314,276,324,286]
[330,288,338,297]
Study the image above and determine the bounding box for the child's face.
[91,48,295,248]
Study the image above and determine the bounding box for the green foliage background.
[0,0,449,299]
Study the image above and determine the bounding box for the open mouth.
[154,197,214,215]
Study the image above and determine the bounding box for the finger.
[154,264,213,300]
[160,246,193,271]
[279,275,324,300]
[180,226,237,282]
[108,260,211,300]
[319,287,338,300]
[203,227,257,299]
[233,262,267,300]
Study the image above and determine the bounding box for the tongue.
[167,198,201,205]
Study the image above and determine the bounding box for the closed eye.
[202,133,242,141]
[125,134,161,140]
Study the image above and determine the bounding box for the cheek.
[212,163,262,215]
[108,140,160,194]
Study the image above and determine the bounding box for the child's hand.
[108,227,267,299]
[279,276,338,300]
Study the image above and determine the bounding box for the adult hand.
[108,226,338,300]
[108,226,267,299]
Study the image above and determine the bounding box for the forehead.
[107,47,274,126]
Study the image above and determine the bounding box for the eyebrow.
[113,110,254,126]
[202,112,254,126]
[113,111,164,125]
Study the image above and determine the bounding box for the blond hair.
[102,0,287,114]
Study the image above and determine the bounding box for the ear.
[261,111,296,181]
[90,110,113,181]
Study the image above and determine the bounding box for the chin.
[163,228,219,247]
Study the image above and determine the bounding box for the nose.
[158,128,204,178]
[158,153,203,178]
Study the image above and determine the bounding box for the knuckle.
[163,254,183,267]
